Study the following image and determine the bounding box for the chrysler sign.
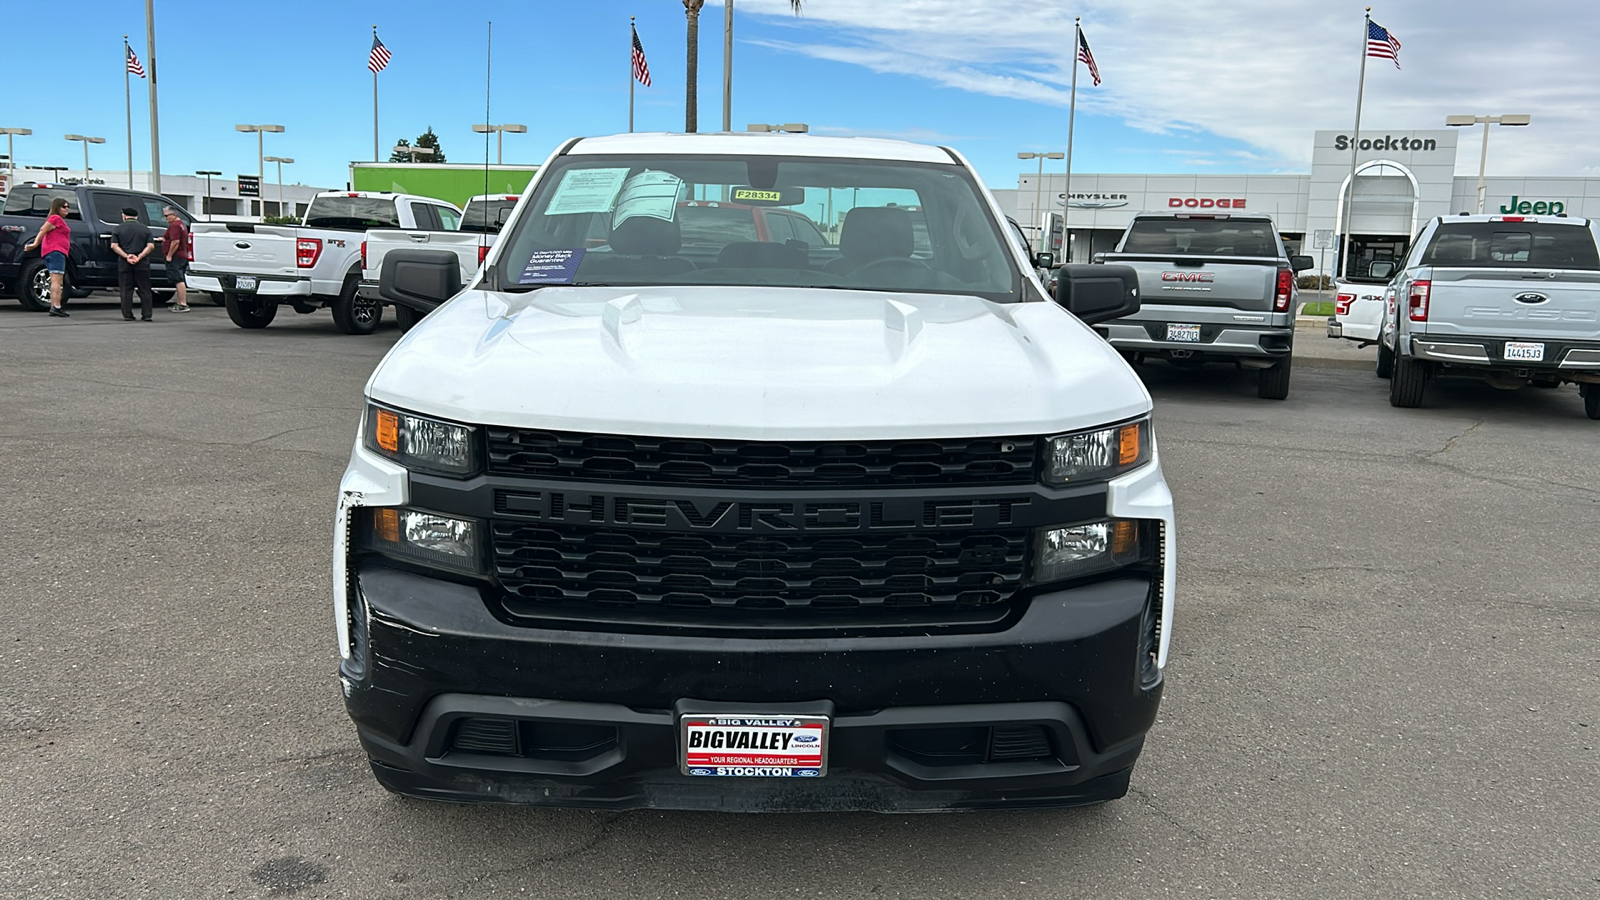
[1056,192,1129,209]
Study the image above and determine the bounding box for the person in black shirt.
[110,207,156,321]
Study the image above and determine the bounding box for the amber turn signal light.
[1117,423,1141,466]
[375,409,400,453]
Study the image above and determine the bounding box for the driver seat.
[825,207,914,274]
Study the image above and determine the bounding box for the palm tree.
[686,0,804,133]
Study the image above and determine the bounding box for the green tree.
[388,138,413,163]
[414,127,446,164]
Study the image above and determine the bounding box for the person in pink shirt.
[23,197,72,317]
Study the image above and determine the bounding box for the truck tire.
[1388,352,1429,408]
[1582,383,1600,420]
[1257,355,1292,400]
[17,260,56,311]
[394,304,425,333]
[331,276,382,335]
[1375,340,1393,379]
[224,292,278,329]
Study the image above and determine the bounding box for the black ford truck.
[0,183,194,310]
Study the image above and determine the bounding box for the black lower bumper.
[343,564,1163,812]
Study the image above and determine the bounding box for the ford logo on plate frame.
[1514,292,1548,304]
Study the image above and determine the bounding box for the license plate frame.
[234,275,258,291]
[1166,323,1202,342]
[1504,341,1545,362]
[679,713,829,778]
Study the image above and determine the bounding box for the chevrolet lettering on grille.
[495,490,1032,532]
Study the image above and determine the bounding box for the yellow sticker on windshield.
[732,188,783,204]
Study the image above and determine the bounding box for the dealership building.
[1002,129,1600,281]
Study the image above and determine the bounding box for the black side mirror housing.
[1289,254,1315,272]
[1034,251,1056,270]
[379,248,463,313]
[1053,263,1140,325]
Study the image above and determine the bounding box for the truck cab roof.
[567,131,958,164]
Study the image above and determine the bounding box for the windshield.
[462,198,518,233]
[303,196,399,230]
[1121,218,1280,257]
[1421,223,1600,270]
[495,154,1019,300]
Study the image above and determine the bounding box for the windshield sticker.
[612,170,685,226]
[518,248,586,284]
[544,168,628,216]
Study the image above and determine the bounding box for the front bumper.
[344,563,1160,811]
[332,442,1176,812]
[1100,320,1293,361]
[1411,336,1600,374]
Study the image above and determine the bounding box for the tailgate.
[192,224,299,277]
[1107,255,1279,312]
[1422,268,1600,341]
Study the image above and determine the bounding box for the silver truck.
[1096,212,1314,399]
[1379,213,1600,418]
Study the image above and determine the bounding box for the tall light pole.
[196,169,220,221]
[235,124,284,217]
[65,134,106,184]
[1445,114,1532,214]
[722,0,733,133]
[264,156,294,217]
[0,127,30,185]
[471,124,526,165]
[145,0,162,192]
[1018,151,1064,249]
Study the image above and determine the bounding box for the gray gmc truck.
[1097,213,1314,399]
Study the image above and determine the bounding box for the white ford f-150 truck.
[335,131,1177,812]
[190,191,461,333]
[1379,213,1600,418]
[359,194,523,332]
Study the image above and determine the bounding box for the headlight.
[360,507,483,575]
[365,404,480,477]
[1030,519,1147,584]
[1043,418,1151,484]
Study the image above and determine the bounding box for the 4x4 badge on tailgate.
[1514,292,1548,304]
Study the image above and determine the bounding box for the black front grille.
[485,428,1038,488]
[491,520,1029,622]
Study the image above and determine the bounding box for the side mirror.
[1033,251,1056,269]
[1367,260,1395,280]
[379,248,462,311]
[1290,254,1315,272]
[496,208,512,227]
[1053,263,1140,325]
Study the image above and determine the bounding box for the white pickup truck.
[190,191,462,333]
[359,193,521,331]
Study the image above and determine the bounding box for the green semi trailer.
[348,162,539,209]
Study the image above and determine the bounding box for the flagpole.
[629,18,636,133]
[373,26,381,162]
[125,36,134,189]
[1062,17,1081,262]
[1339,8,1373,293]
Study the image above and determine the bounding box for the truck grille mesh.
[491,521,1029,619]
[485,428,1038,488]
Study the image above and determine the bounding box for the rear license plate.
[234,276,257,291]
[1504,341,1545,361]
[680,714,828,777]
[1166,323,1202,342]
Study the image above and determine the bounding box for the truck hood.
[366,286,1150,439]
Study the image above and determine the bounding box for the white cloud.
[729,0,1600,176]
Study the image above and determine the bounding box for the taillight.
[360,241,367,270]
[1274,267,1293,312]
[1334,292,1354,315]
[477,244,490,264]
[296,237,323,268]
[1408,279,1430,322]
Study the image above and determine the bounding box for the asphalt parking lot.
[3,299,1597,899]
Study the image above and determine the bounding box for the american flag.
[126,44,145,78]
[1367,20,1401,69]
[368,33,392,74]
[632,25,652,87]
[1077,28,1101,87]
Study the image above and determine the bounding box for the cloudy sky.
[13,0,1597,193]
